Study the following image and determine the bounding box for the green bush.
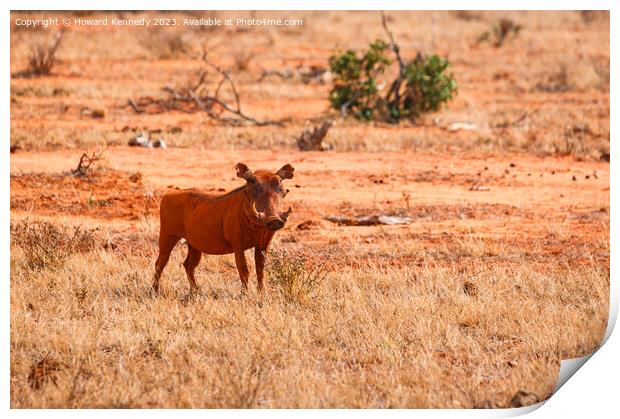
[328,40,391,121]
[401,54,458,120]
[329,40,457,123]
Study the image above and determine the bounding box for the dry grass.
[267,248,328,305]
[10,219,97,270]
[10,219,608,408]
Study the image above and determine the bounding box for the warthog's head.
[236,162,294,231]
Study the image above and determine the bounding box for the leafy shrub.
[267,249,327,304]
[10,220,97,270]
[329,40,391,121]
[398,54,458,121]
[329,40,457,123]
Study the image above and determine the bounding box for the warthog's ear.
[276,164,295,180]
[236,163,255,181]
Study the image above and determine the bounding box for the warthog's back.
[159,187,247,255]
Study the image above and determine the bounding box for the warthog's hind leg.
[183,243,202,294]
[152,234,181,293]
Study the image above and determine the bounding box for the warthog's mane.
[186,185,247,204]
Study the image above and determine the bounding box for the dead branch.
[381,11,408,112]
[296,120,333,151]
[122,45,285,126]
[509,107,539,127]
[258,68,294,82]
[200,45,242,113]
[71,149,105,177]
[127,98,144,113]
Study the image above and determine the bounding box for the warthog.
[153,163,294,301]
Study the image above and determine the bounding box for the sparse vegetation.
[10,220,97,270]
[233,50,255,72]
[20,31,64,77]
[267,248,327,304]
[139,30,190,59]
[477,18,522,47]
[579,10,609,24]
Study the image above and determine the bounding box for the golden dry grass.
[10,216,608,408]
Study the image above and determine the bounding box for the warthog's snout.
[265,217,285,231]
[265,207,292,231]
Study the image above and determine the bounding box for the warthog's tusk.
[252,202,265,222]
[280,206,292,222]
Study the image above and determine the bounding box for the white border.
[3,1,617,418]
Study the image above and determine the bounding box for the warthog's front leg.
[234,248,249,294]
[255,247,266,305]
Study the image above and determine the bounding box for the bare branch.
[127,98,144,113]
[381,11,407,110]
[71,148,106,177]
[123,43,286,126]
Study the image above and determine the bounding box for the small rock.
[474,400,498,409]
[447,122,477,132]
[152,138,167,149]
[91,108,105,118]
[129,172,142,183]
[296,220,320,230]
[128,132,151,148]
[510,390,539,407]
[463,281,478,296]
